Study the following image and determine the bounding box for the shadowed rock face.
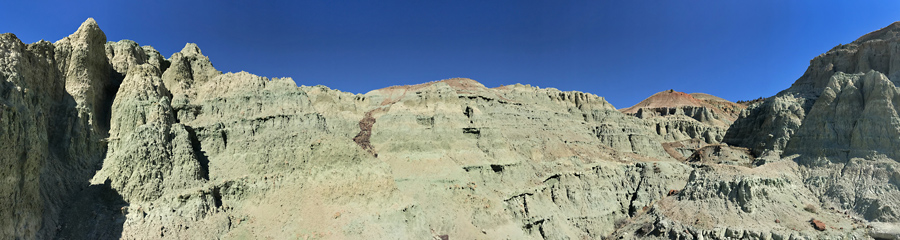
[0,18,119,239]
[718,20,900,230]
[784,71,900,161]
[726,21,900,157]
[3,18,900,240]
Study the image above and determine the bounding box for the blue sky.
[3,1,899,108]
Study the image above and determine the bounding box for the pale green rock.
[5,18,900,240]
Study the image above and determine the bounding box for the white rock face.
[54,18,112,132]
[161,43,220,100]
[105,40,148,76]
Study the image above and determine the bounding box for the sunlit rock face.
[3,18,900,240]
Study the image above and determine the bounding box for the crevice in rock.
[458,95,520,105]
[627,134,637,154]
[159,59,171,74]
[184,126,210,180]
[211,187,222,208]
[538,222,547,240]
[463,127,481,138]
[524,218,547,239]
[221,130,228,149]
[54,180,127,239]
[627,171,645,217]
[543,174,560,183]
[504,192,533,217]
[97,68,123,134]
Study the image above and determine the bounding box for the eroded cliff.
[3,18,900,240]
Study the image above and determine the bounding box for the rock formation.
[620,90,744,128]
[723,21,900,228]
[1,18,118,239]
[2,18,900,240]
[726,22,900,157]
[609,161,867,239]
[621,90,746,162]
[784,71,900,161]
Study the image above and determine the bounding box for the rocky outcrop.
[161,43,220,101]
[339,79,677,238]
[869,222,900,239]
[621,90,744,145]
[784,71,900,161]
[724,21,900,233]
[661,139,706,160]
[622,90,746,163]
[0,18,117,239]
[725,93,811,157]
[500,161,692,239]
[685,144,754,166]
[641,116,726,144]
[91,64,206,202]
[609,161,869,239]
[0,33,60,240]
[800,155,900,223]
[363,79,669,160]
[7,18,900,240]
[106,40,148,76]
[621,90,743,128]
[726,22,900,156]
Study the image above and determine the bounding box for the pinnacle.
[75,18,101,35]
[81,18,98,28]
[181,43,203,55]
[63,17,105,44]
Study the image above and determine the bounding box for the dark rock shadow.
[54,179,127,240]
[185,125,211,180]
[97,68,124,132]
[39,58,127,240]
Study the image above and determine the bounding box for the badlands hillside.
[3,18,900,239]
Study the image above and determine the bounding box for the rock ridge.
[3,18,900,240]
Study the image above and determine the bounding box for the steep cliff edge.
[1,18,116,239]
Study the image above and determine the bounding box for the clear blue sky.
[3,1,899,108]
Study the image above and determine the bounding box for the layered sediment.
[3,18,900,240]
